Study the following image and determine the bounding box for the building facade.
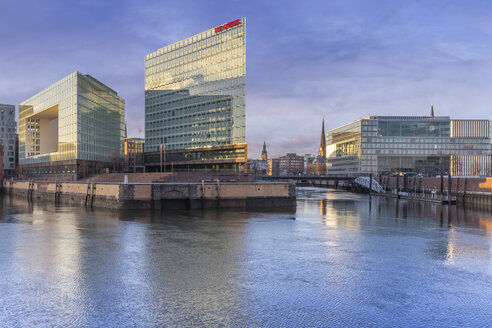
[123,137,145,173]
[279,153,304,175]
[19,72,125,180]
[0,144,3,182]
[0,104,16,176]
[144,18,246,171]
[326,115,492,176]
[267,158,279,176]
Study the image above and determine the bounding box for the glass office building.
[144,18,246,171]
[0,104,16,175]
[19,71,125,180]
[326,116,492,176]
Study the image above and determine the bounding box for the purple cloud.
[1,0,492,158]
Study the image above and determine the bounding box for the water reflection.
[306,188,492,267]
[1,190,492,327]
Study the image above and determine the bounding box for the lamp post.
[160,144,166,172]
[160,144,163,173]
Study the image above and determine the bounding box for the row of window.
[145,23,244,64]
[361,149,489,156]
[146,39,244,76]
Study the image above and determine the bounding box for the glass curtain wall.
[144,18,246,152]
[19,72,124,166]
[77,75,125,162]
[19,72,78,165]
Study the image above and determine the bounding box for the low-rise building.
[124,138,145,173]
[267,158,279,176]
[243,159,267,175]
[279,153,304,175]
[0,144,4,182]
[326,111,492,176]
[0,104,16,176]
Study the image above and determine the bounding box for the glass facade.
[19,72,125,176]
[144,18,246,153]
[0,104,16,174]
[326,120,363,175]
[326,116,492,176]
[144,144,247,172]
[377,119,450,137]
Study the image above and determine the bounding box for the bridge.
[261,175,356,182]
[260,175,385,193]
[260,175,354,190]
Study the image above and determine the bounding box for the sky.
[1,0,492,158]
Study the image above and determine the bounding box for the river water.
[0,188,491,327]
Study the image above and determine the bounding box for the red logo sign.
[215,19,241,33]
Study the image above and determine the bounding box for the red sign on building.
[215,19,241,33]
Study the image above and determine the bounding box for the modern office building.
[15,134,18,171]
[326,111,492,176]
[0,104,16,176]
[18,71,125,180]
[144,18,247,171]
[123,137,145,173]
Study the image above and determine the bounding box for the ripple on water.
[0,190,492,327]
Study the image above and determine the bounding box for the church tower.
[261,140,268,160]
[318,119,326,158]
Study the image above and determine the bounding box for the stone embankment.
[2,178,296,211]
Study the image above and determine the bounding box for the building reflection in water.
[0,196,86,323]
[1,190,492,326]
[114,208,249,325]
[0,196,253,325]
[309,189,492,265]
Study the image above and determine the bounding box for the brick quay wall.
[2,179,296,211]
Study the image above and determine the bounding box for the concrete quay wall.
[2,180,296,211]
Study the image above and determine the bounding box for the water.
[1,188,491,327]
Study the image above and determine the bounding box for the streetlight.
[159,144,166,172]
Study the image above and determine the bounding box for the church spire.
[261,140,268,160]
[430,104,434,118]
[318,118,326,157]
